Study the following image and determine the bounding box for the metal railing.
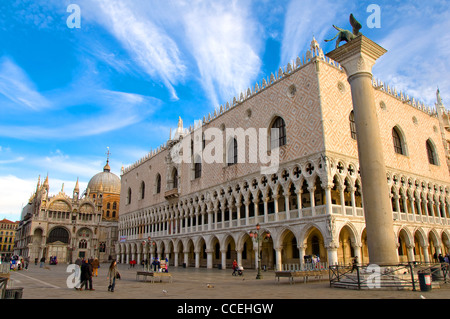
[0,277,7,299]
[329,262,449,290]
[282,262,328,272]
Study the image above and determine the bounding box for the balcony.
[164,188,179,200]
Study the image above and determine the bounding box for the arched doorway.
[279,229,299,266]
[338,225,356,265]
[397,229,412,263]
[260,230,274,270]
[47,227,70,263]
[303,226,327,265]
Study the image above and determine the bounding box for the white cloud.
[0,56,51,110]
[0,157,24,165]
[0,89,160,140]
[0,175,88,221]
[281,0,342,65]
[0,175,37,220]
[179,0,262,107]
[29,152,104,180]
[373,7,450,106]
[82,0,187,101]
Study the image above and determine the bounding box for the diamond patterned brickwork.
[318,60,449,184]
[120,57,450,216]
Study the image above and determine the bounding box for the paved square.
[5,262,450,300]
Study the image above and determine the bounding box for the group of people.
[434,252,450,264]
[129,258,169,273]
[151,257,169,272]
[1,255,29,271]
[232,260,244,276]
[73,258,120,292]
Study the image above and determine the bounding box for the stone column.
[308,186,316,216]
[206,249,213,269]
[263,197,269,223]
[274,195,279,221]
[284,191,290,220]
[327,36,397,265]
[298,245,306,268]
[406,245,415,262]
[244,198,250,225]
[326,243,339,266]
[236,203,242,227]
[221,250,227,270]
[324,184,333,216]
[174,249,179,267]
[236,249,243,268]
[275,247,282,271]
[195,251,200,268]
[296,188,302,218]
[184,252,189,267]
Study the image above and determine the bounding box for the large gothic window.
[172,168,178,189]
[156,174,161,194]
[426,139,438,165]
[194,156,202,179]
[79,239,87,249]
[227,138,238,166]
[270,117,287,149]
[47,227,70,244]
[392,127,406,155]
[127,187,132,204]
[140,181,145,199]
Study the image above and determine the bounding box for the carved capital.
[326,35,387,80]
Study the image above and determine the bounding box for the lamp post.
[249,224,270,279]
[142,237,156,272]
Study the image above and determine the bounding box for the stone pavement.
[5,262,450,300]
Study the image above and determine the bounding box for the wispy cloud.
[31,152,101,180]
[0,157,24,165]
[373,3,450,105]
[178,0,262,107]
[0,87,161,140]
[81,0,187,101]
[281,0,342,65]
[0,56,51,110]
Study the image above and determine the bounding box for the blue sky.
[1,0,449,221]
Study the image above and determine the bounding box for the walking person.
[92,258,99,277]
[351,256,358,273]
[80,260,94,291]
[232,260,238,276]
[107,260,120,292]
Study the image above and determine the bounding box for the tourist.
[92,258,99,277]
[351,256,358,273]
[232,260,238,275]
[80,260,94,291]
[39,256,45,268]
[107,260,120,292]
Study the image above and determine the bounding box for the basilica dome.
[87,160,121,195]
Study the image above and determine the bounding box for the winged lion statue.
[325,14,362,49]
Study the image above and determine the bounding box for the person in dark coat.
[79,260,94,291]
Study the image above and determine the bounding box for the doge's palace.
[117,38,450,271]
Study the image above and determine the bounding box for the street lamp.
[249,224,271,279]
[142,237,156,272]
